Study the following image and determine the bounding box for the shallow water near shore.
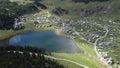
[9,31,80,53]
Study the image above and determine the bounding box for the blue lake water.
[9,31,80,53]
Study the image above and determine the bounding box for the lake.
[9,31,80,53]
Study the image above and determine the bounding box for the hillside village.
[0,0,120,68]
[13,10,120,67]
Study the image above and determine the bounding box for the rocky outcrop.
[34,2,47,9]
[72,0,109,3]
[52,7,69,15]
[80,6,114,17]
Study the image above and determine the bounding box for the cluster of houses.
[74,19,117,66]
[97,42,113,66]
[13,18,25,30]
[84,33,99,43]
[23,12,80,38]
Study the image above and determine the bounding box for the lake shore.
[9,30,81,53]
[0,30,33,46]
[0,28,67,46]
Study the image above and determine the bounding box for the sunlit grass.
[52,38,107,68]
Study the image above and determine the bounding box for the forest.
[0,46,64,68]
[0,0,39,30]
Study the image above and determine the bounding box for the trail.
[93,25,112,68]
[45,55,89,68]
[73,23,111,68]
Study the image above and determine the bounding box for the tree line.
[0,45,64,68]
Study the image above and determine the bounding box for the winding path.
[45,55,89,68]
[73,23,111,68]
[94,25,112,68]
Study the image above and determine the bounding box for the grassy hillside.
[53,38,107,68]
